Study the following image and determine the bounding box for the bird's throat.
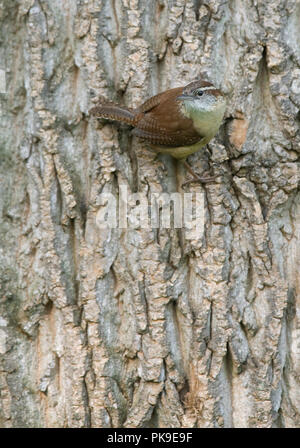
[183,100,226,139]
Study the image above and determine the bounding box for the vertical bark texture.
[0,0,299,428]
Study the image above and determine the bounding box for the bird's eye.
[196,90,204,96]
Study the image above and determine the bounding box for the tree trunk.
[0,0,299,428]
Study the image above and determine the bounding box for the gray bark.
[0,0,299,428]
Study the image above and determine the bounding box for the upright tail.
[89,102,137,126]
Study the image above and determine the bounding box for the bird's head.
[177,80,226,116]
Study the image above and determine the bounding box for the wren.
[90,80,226,184]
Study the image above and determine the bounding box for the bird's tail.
[89,103,137,126]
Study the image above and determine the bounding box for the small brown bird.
[90,80,226,184]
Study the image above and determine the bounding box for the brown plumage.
[89,85,208,149]
[90,80,226,183]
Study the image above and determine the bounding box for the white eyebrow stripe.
[199,86,215,90]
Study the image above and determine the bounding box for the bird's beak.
[176,94,194,101]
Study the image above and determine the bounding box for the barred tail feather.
[90,104,136,125]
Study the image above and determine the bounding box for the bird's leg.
[181,160,217,186]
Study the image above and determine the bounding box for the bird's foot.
[181,173,218,187]
[181,160,218,187]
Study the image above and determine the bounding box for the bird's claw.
[181,174,218,187]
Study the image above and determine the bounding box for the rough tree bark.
[0,0,299,428]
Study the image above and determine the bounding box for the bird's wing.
[132,127,202,147]
[133,88,202,147]
[137,87,182,113]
